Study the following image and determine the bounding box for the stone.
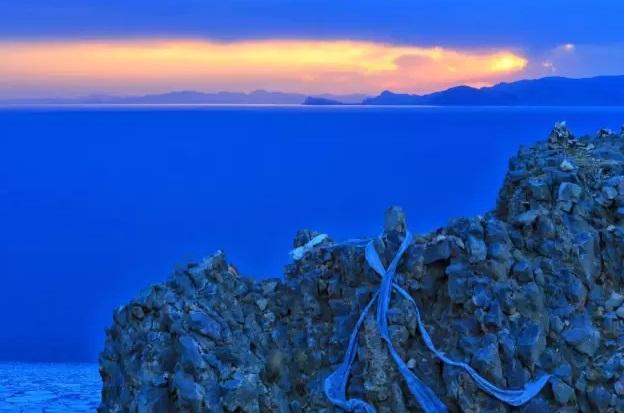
[521,397,550,413]
[573,231,601,284]
[423,239,451,264]
[549,121,573,146]
[560,159,575,171]
[265,350,287,381]
[551,379,575,405]
[597,128,614,138]
[172,371,204,410]
[514,209,539,226]
[601,354,621,380]
[562,320,601,356]
[615,376,624,396]
[588,386,611,412]
[527,178,551,201]
[498,329,516,360]
[553,362,573,383]
[188,311,222,340]
[256,297,269,311]
[565,273,587,304]
[487,242,511,261]
[384,206,406,234]
[131,305,145,320]
[178,335,204,370]
[472,286,491,308]
[222,373,262,413]
[605,292,624,311]
[616,305,624,319]
[446,263,472,303]
[512,260,534,282]
[558,182,582,202]
[550,315,565,334]
[467,235,487,262]
[517,322,546,366]
[602,186,618,200]
[471,342,503,384]
[389,325,409,345]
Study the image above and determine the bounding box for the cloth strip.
[324,232,551,413]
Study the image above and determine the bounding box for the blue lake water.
[0,362,100,412]
[1,106,624,375]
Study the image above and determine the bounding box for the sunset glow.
[0,39,528,97]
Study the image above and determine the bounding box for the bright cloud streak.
[562,43,576,52]
[0,39,528,97]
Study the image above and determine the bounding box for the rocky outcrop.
[100,123,624,412]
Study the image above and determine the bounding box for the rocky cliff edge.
[100,123,624,413]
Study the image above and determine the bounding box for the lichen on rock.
[100,122,624,412]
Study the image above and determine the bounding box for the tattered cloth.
[322,232,551,413]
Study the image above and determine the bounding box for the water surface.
[0,362,100,412]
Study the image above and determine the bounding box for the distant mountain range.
[303,96,344,105]
[3,75,623,106]
[0,90,367,105]
[360,75,624,106]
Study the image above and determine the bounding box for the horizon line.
[1,73,623,103]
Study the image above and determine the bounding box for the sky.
[1,0,624,97]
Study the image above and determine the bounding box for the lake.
[1,105,623,374]
[0,362,100,412]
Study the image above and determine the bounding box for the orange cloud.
[0,39,528,97]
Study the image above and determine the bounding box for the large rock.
[100,125,624,412]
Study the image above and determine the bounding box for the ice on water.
[0,363,100,412]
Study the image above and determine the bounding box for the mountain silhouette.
[1,90,367,105]
[362,75,624,106]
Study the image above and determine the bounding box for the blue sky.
[1,0,623,48]
[0,0,624,49]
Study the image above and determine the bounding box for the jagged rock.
[172,370,204,411]
[560,159,575,172]
[130,305,145,320]
[602,186,618,200]
[517,322,546,366]
[562,318,601,356]
[471,342,503,384]
[384,205,406,233]
[100,124,624,413]
[615,376,624,396]
[551,379,576,405]
[549,121,573,147]
[512,260,534,283]
[178,335,204,371]
[521,397,550,413]
[423,238,452,264]
[558,182,582,203]
[597,128,614,139]
[514,209,540,226]
[605,292,624,310]
[588,385,611,412]
[187,311,221,340]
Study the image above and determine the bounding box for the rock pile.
[100,123,624,412]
